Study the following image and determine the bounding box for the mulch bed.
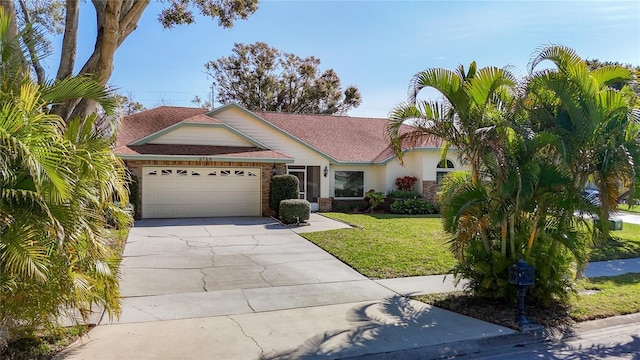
[415,292,575,331]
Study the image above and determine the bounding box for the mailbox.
[508,259,535,287]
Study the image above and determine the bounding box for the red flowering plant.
[395,176,418,191]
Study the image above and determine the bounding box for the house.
[115,104,461,219]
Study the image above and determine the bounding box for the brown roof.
[116,144,291,159]
[116,106,209,148]
[116,105,440,163]
[254,111,440,163]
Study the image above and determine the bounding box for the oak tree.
[205,42,362,114]
[0,0,259,121]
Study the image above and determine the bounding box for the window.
[176,169,187,176]
[436,159,455,184]
[437,160,454,169]
[234,170,245,176]
[334,171,364,197]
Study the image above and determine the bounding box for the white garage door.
[142,167,261,218]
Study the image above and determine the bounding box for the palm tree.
[438,127,589,302]
[0,8,130,348]
[386,62,517,184]
[388,55,600,303]
[527,45,639,240]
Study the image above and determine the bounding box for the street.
[462,323,640,359]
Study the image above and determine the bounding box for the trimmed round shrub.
[269,174,300,214]
[280,199,310,224]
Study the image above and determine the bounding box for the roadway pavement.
[613,211,640,225]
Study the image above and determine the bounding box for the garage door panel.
[142,167,261,218]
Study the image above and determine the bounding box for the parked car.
[582,189,600,207]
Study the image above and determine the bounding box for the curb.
[346,328,548,360]
[347,312,640,360]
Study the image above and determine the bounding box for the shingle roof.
[115,106,209,148]
[116,105,440,163]
[253,111,440,163]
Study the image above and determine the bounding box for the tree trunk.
[55,0,150,122]
[56,0,80,80]
[599,183,611,242]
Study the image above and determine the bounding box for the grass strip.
[617,204,640,214]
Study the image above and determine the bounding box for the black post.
[508,259,541,331]
[517,285,528,328]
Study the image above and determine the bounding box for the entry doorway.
[287,165,321,211]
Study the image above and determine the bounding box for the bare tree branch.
[17,0,46,85]
[56,0,79,80]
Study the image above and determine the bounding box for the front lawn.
[306,213,640,279]
[589,223,640,261]
[301,213,455,278]
[617,204,640,214]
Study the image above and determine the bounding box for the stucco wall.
[384,152,424,194]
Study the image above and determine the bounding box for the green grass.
[306,214,640,279]
[301,213,455,278]
[617,204,640,214]
[589,223,640,261]
[572,273,640,321]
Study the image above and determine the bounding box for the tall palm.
[527,45,639,240]
[386,62,517,184]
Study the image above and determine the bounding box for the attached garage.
[142,167,261,218]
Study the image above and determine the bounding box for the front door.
[287,165,320,211]
[288,169,306,201]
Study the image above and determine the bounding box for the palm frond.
[528,44,583,74]
[408,67,462,105]
[41,76,116,115]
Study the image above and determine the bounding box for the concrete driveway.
[59,215,513,359]
[114,216,393,323]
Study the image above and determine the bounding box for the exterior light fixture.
[272,164,277,176]
[323,166,328,177]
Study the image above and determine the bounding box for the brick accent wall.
[422,180,438,204]
[125,159,283,219]
[318,197,333,212]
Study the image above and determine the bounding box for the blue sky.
[44,0,640,118]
